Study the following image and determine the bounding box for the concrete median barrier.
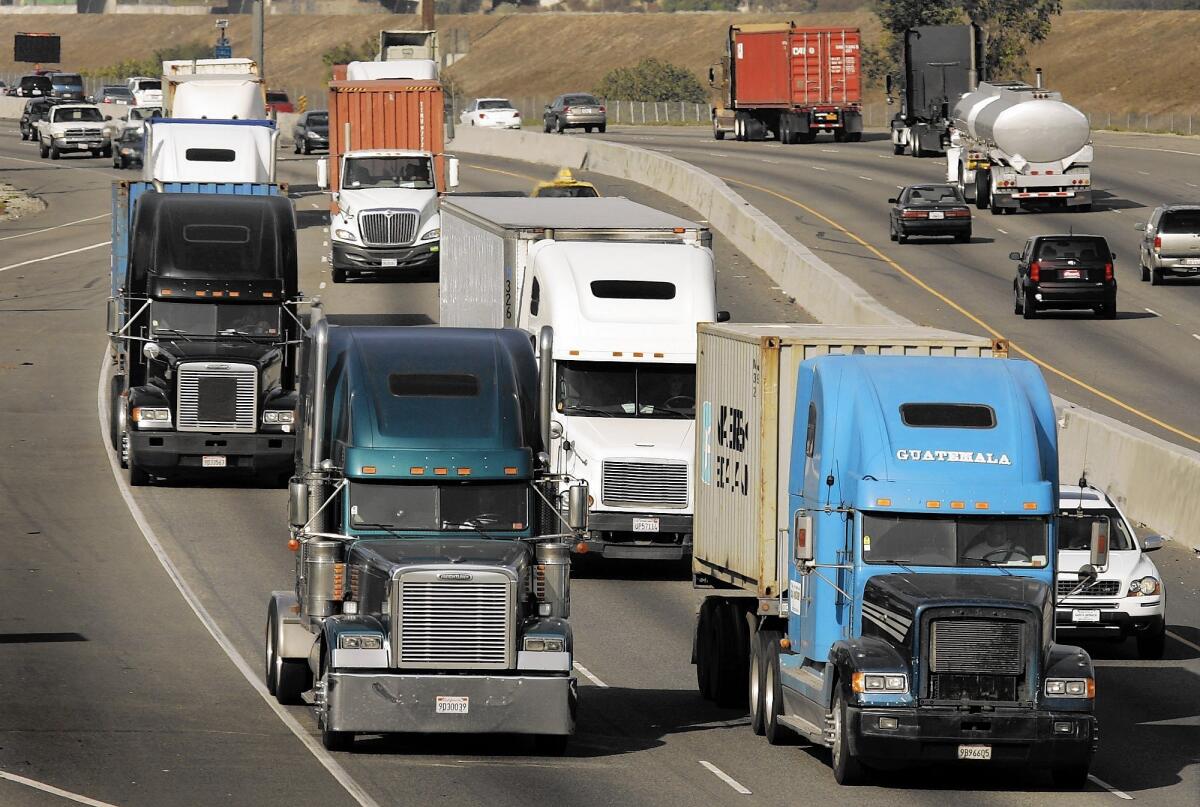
[449,125,1200,547]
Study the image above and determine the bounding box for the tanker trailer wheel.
[975,169,990,210]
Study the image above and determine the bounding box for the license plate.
[632,517,660,533]
[436,696,469,714]
[1182,258,1200,265]
[928,211,945,220]
[957,744,992,761]
[380,258,398,267]
[1062,269,1082,279]
[202,455,227,468]
[1072,609,1101,623]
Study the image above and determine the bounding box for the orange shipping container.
[327,79,446,191]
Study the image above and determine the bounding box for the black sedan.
[292,110,328,155]
[1012,234,1117,320]
[112,128,144,170]
[888,184,972,244]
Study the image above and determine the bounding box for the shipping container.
[693,324,1005,600]
[327,79,446,190]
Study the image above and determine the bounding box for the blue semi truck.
[692,324,1100,786]
[266,316,589,753]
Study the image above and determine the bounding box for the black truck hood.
[349,538,533,579]
[157,340,281,368]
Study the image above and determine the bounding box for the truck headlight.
[131,406,172,428]
[851,672,908,694]
[262,410,295,424]
[334,228,357,241]
[421,229,440,241]
[523,636,565,652]
[1045,678,1094,698]
[1128,576,1160,596]
[338,633,383,650]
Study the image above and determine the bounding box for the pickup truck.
[39,103,111,160]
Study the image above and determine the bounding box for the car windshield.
[1035,237,1107,261]
[564,95,598,106]
[347,481,529,532]
[307,112,328,126]
[1160,209,1200,233]
[537,185,598,198]
[267,92,289,103]
[342,156,434,190]
[54,107,103,123]
[478,99,513,110]
[557,360,695,419]
[861,513,1049,567]
[1058,509,1136,551]
[150,302,280,338]
[904,186,962,205]
[118,129,143,145]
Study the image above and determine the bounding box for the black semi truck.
[887,24,983,157]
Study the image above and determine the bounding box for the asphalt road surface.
[0,123,1196,807]
[598,125,1200,455]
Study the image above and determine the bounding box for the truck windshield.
[348,481,529,532]
[55,107,103,123]
[150,302,280,338]
[861,513,1049,568]
[557,361,695,419]
[343,156,434,190]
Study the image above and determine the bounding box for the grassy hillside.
[1,11,1196,119]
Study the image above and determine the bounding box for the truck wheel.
[267,602,311,704]
[714,601,748,708]
[833,129,847,144]
[975,169,990,210]
[1136,626,1166,659]
[1023,290,1038,320]
[761,631,791,745]
[321,727,353,753]
[1051,763,1091,790]
[108,376,126,453]
[128,464,150,487]
[332,266,347,283]
[713,119,724,141]
[846,132,862,143]
[893,142,904,155]
[1151,267,1164,286]
[695,598,718,700]
[778,116,790,145]
[533,734,569,756]
[830,688,867,785]
[749,629,774,736]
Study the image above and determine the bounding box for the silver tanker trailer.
[947,69,1093,214]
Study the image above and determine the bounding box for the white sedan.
[460,98,521,130]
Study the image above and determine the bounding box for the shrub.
[593,58,706,103]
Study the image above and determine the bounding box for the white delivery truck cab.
[142,119,278,183]
[440,196,726,560]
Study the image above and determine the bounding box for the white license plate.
[957,744,992,761]
[928,211,945,220]
[632,517,660,533]
[1182,258,1200,265]
[436,696,469,714]
[1072,609,1101,623]
[380,258,398,267]
[1062,269,1082,279]
[202,455,227,468]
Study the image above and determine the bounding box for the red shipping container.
[327,79,446,192]
[732,25,861,109]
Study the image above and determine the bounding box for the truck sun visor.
[899,403,996,429]
[184,148,237,163]
[589,280,676,300]
[388,373,480,397]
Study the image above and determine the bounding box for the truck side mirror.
[793,511,813,565]
[716,310,731,323]
[288,479,308,529]
[447,156,460,189]
[567,480,589,532]
[1089,520,1110,569]
[106,297,120,336]
[316,157,328,191]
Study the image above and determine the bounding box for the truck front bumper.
[849,706,1096,767]
[578,511,692,560]
[332,241,439,272]
[324,671,577,735]
[130,431,295,476]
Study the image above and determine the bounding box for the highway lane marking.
[1168,629,1200,653]
[1100,143,1200,158]
[0,240,110,274]
[810,165,827,171]
[1088,775,1134,800]
[1193,334,1200,342]
[0,770,120,807]
[93,358,382,807]
[857,175,873,181]
[0,153,114,178]
[572,661,609,688]
[699,761,752,795]
[996,228,1009,234]
[0,213,109,242]
[1138,170,1150,175]
[717,175,1200,447]
[1144,308,1160,316]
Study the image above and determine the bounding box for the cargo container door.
[828,29,861,106]
[733,29,791,108]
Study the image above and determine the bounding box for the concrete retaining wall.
[449,125,1200,547]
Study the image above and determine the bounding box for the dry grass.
[1,11,1196,119]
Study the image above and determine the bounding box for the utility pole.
[422,0,435,33]
[252,0,265,78]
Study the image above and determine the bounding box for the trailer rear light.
[1104,263,1113,281]
[901,210,928,219]
[1030,261,1041,282]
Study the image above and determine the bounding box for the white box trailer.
[440,196,711,328]
[693,323,1004,601]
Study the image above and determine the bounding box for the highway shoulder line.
[0,769,120,807]
[93,354,381,807]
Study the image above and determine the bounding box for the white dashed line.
[0,770,120,807]
[0,213,109,242]
[878,154,894,158]
[811,166,827,171]
[1144,308,1160,316]
[1187,182,1198,188]
[1088,775,1133,800]
[1193,334,1200,342]
[821,148,839,153]
[699,761,752,795]
[996,228,1009,235]
[1137,170,1150,175]
[857,175,873,181]
[572,661,608,688]
[761,158,781,164]
[0,240,110,274]
[319,281,327,290]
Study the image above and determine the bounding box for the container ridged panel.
[790,28,861,107]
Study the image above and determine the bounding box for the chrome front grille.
[176,362,257,433]
[1057,579,1120,597]
[930,619,1024,676]
[396,570,513,670]
[359,209,419,247]
[602,460,688,508]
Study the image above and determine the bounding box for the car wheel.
[293,139,301,154]
[897,231,908,245]
[1140,262,1149,281]
[39,142,49,159]
[1051,763,1091,790]
[889,222,898,242]
[956,231,971,243]
[1101,293,1117,319]
[1022,289,1037,319]
[584,126,593,133]
[1013,284,1023,315]
[1151,267,1164,285]
[555,116,565,134]
[302,141,310,155]
[598,124,606,134]
[543,118,551,134]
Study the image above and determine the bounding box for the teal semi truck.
[692,325,1101,786]
[265,315,589,752]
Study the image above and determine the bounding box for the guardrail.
[449,125,1200,548]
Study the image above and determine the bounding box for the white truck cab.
[142,119,278,183]
[39,103,111,160]
[1057,484,1167,658]
[320,149,456,282]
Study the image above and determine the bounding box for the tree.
[661,0,738,10]
[593,58,707,103]
[320,39,376,80]
[82,41,218,81]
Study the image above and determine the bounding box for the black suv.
[1012,235,1117,319]
[19,98,56,141]
[17,74,53,98]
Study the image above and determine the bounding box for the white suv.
[1057,485,1167,658]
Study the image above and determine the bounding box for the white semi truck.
[440,196,728,560]
[947,70,1093,214]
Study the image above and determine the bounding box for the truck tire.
[50,144,60,160]
[761,630,791,746]
[332,266,347,283]
[108,376,125,452]
[893,142,904,155]
[533,734,569,756]
[749,629,775,736]
[830,688,868,785]
[833,129,847,144]
[714,601,749,708]
[713,118,724,140]
[1051,763,1091,790]
[695,598,719,700]
[975,169,990,210]
[266,599,311,704]
[39,142,49,159]
[846,132,862,143]
[778,115,791,145]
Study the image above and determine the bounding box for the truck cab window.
[529,277,540,317]
[805,402,817,458]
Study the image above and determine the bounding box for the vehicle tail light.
[901,210,928,219]
[1030,261,1041,282]
[599,106,606,113]
[563,106,571,114]
[1154,235,1161,251]
[1104,263,1113,281]
[478,112,486,119]
[946,208,971,218]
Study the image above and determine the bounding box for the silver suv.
[1135,205,1200,285]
